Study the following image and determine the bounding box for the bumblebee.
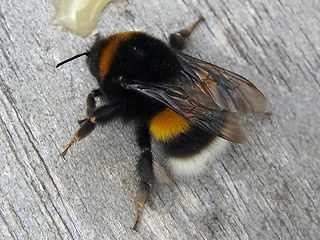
[57,17,267,230]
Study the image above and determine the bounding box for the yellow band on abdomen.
[150,108,191,142]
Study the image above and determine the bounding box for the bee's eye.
[87,51,100,78]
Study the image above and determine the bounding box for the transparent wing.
[119,53,267,143]
[176,52,267,114]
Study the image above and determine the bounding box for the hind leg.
[132,123,154,231]
[169,16,205,50]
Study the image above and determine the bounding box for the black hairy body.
[88,32,215,157]
[57,17,267,230]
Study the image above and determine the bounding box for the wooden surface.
[1,0,319,239]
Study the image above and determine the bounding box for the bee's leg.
[78,89,102,125]
[60,103,123,157]
[132,124,154,231]
[169,16,205,51]
[60,119,96,157]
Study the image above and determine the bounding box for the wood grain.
[0,0,319,239]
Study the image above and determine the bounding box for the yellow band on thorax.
[150,108,191,142]
[99,31,137,78]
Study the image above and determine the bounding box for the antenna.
[56,52,89,68]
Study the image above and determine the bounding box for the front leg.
[60,103,123,157]
[78,89,102,125]
[132,123,154,231]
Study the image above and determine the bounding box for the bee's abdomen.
[149,108,216,157]
[149,108,191,142]
[166,136,228,178]
[163,126,215,157]
[149,107,228,177]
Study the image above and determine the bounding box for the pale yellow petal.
[52,0,125,36]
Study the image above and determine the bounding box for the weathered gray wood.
[1,0,319,239]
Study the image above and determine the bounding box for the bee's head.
[56,36,107,80]
[86,36,109,79]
